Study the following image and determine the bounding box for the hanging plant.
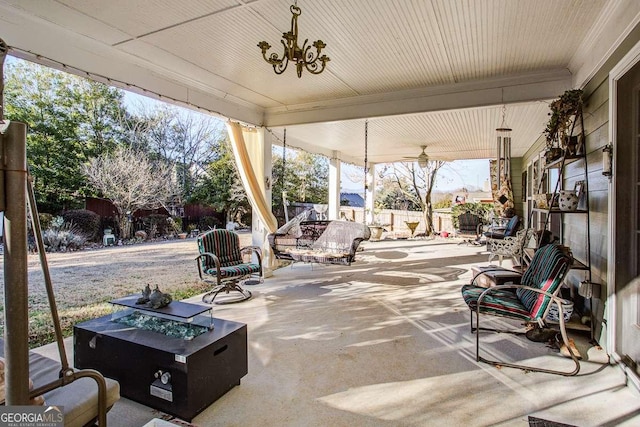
[544,89,583,149]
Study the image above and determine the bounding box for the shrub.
[168,216,183,234]
[198,216,220,231]
[143,214,169,237]
[62,209,101,241]
[42,218,87,252]
[38,213,54,231]
[135,230,148,241]
[433,198,452,209]
[451,202,494,228]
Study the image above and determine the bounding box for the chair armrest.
[349,237,366,256]
[195,252,221,281]
[241,246,263,270]
[487,235,518,251]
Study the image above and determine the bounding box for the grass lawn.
[0,234,251,348]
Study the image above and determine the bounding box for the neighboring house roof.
[452,191,493,204]
[340,193,364,207]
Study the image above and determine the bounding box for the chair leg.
[474,306,580,376]
[201,285,225,304]
[215,282,252,305]
[202,280,252,305]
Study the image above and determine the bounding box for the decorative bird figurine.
[147,285,172,309]
[136,284,152,305]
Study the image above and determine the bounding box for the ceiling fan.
[402,145,430,168]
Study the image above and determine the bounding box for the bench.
[268,217,370,266]
[0,339,120,427]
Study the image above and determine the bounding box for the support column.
[364,162,375,224]
[328,152,341,220]
[3,122,31,404]
[251,127,273,276]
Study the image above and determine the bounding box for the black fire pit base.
[74,314,247,421]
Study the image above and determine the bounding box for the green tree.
[190,138,250,224]
[272,148,329,215]
[4,60,127,212]
[376,175,421,211]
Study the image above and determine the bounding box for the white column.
[328,152,341,220]
[364,162,375,224]
[251,128,274,276]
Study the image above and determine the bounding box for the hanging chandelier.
[257,1,330,78]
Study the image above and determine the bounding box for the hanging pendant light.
[417,146,429,168]
[257,1,330,78]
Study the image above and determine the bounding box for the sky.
[123,92,490,193]
[341,159,490,193]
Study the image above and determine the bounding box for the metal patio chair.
[196,229,262,304]
[461,243,580,376]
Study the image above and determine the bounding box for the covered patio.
[33,237,640,426]
[1,0,640,423]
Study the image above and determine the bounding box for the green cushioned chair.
[461,244,579,375]
[196,229,262,304]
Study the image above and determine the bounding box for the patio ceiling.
[1,0,638,164]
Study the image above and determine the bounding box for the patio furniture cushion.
[483,215,520,239]
[516,243,572,318]
[197,229,244,268]
[202,262,261,278]
[462,244,570,320]
[461,286,531,320]
[0,339,120,427]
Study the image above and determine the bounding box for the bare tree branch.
[84,147,180,238]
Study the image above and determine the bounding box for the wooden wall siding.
[522,125,548,163]
[510,157,524,217]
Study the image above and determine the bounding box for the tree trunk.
[116,209,132,240]
[424,199,434,235]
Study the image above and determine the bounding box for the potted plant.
[367,209,389,240]
[543,89,583,161]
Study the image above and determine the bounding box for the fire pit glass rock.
[113,310,207,340]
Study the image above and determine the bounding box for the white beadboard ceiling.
[1,0,637,164]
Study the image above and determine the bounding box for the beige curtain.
[226,121,278,233]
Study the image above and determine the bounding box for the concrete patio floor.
[37,237,640,426]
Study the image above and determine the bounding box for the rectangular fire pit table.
[74,295,248,421]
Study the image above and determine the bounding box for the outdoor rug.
[529,416,577,427]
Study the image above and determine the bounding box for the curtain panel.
[226,121,278,234]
